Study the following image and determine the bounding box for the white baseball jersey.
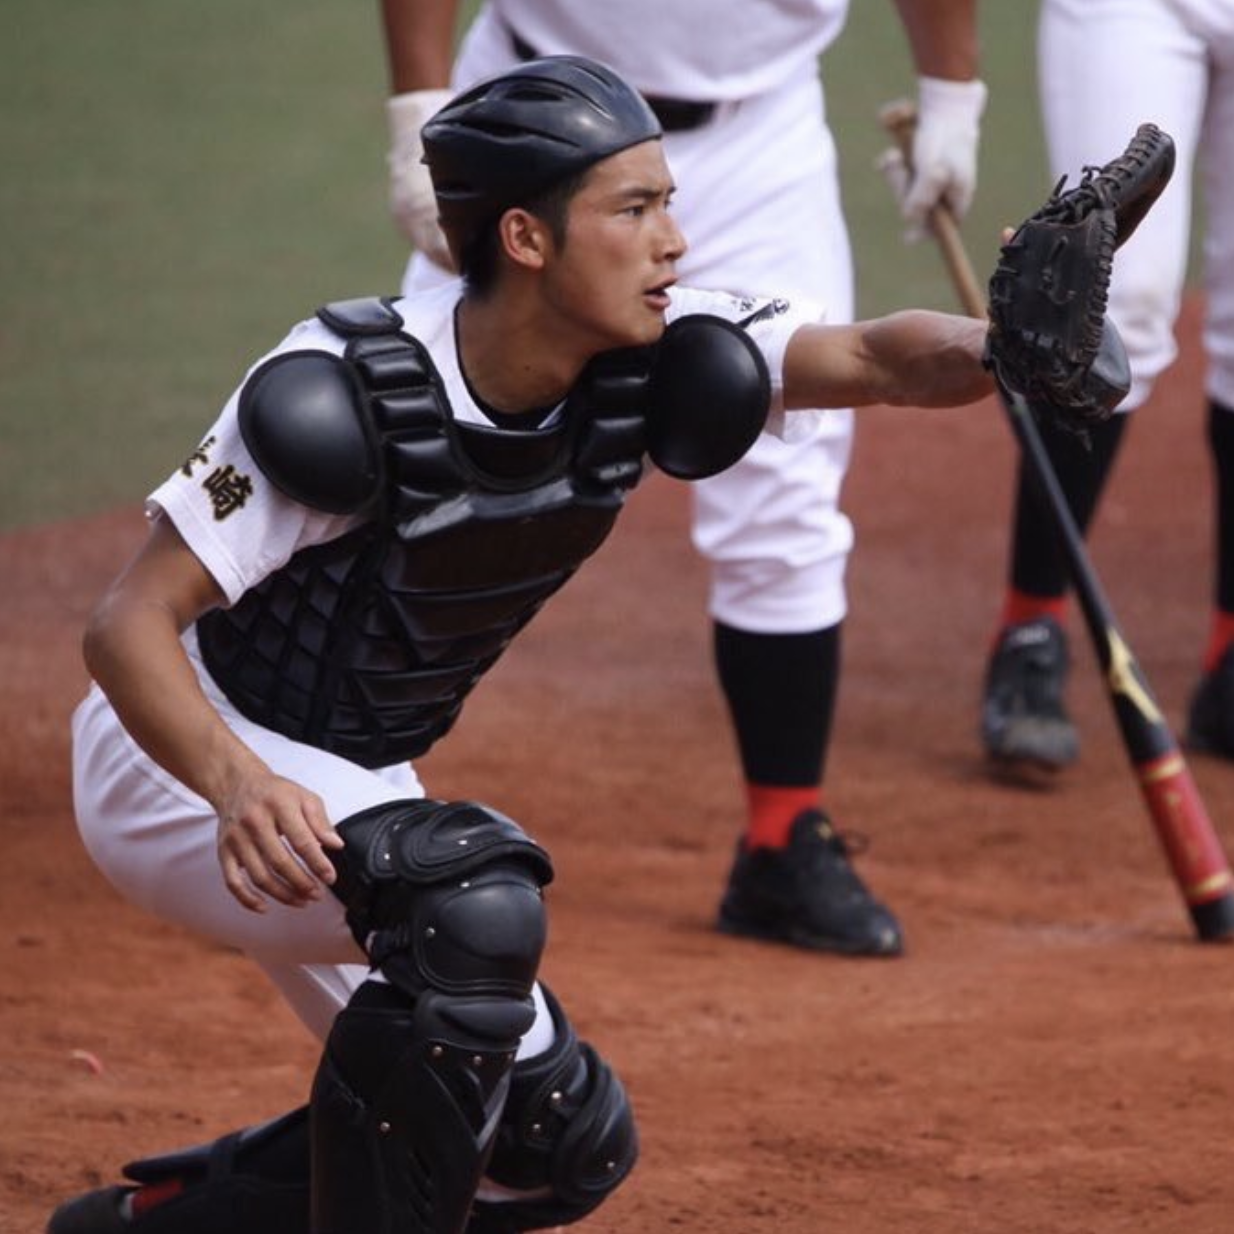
[1039,0,1234,410]
[491,0,850,99]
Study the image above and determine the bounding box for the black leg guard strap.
[102,1108,311,1232]
[469,985,639,1232]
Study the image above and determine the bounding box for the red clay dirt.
[4,297,1234,1233]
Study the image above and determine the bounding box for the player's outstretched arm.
[781,311,992,412]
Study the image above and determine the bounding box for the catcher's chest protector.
[197,298,651,766]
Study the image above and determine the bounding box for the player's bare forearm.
[892,0,980,80]
[82,518,342,908]
[82,522,246,806]
[381,0,463,92]
[782,312,992,411]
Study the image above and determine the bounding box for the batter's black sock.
[1209,399,1234,612]
[1201,399,1234,670]
[713,622,839,849]
[1006,412,1129,602]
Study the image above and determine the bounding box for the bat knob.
[1190,891,1234,943]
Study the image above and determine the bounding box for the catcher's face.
[540,140,686,350]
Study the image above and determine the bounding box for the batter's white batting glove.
[387,88,456,272]
[877,76,987,242]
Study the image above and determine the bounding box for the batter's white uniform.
[404,0,856,633]
[1039,0,1234,412]
[71,284,822,1045]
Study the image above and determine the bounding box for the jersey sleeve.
[145,321,361,606]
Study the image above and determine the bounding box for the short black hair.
[460,166,590,296]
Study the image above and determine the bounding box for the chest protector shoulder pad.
[239,347,383,515]
[237,297,414,516]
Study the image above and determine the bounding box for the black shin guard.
[469,986,639,1232]
[312,799,553,1234]
[311,981,535,1234]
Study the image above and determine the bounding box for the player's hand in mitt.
[984,122,1176,429]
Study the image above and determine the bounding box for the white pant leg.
[668,71,853,632]
[1195,12,1234,407]
[71,682,419,1033]
[1039,0,1209,411]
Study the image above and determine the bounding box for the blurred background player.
[382,0,986,957]
[980,0,1234,771]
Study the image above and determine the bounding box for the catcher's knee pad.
[331,797,554,998]
[312,800,555,1234]
[469,985,639,1232]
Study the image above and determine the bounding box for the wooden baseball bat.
[879,98,1234,941]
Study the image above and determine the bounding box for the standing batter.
[981,0,1234,770]
[384,0,986,958]
[47,57,1001,1234]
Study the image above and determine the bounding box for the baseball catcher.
[984,122,1177,430]
[46,56,1151,1234]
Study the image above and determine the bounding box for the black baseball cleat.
[46,1108,310,1233]
[47,1186,134,1233]
[1185,646,1234,758]
[717,810,904,956]
[981,617,1079,771]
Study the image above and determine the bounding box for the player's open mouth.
[644,280,674,311]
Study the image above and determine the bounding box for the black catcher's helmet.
[422,55,662,255]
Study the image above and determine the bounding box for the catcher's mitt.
[984,122,1176,426]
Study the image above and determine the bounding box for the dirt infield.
[5,298,1234,1233]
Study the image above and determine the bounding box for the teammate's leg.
[1184,31,1234,751]
[984,0,1206,771]
[672,71,900,955]
[981,414,1128,769]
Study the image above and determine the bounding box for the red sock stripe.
[743,784,821,850]
[130,1178,185,1217]
[995,589,1068,645]
[1203,610,1234,673]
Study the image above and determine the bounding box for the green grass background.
[1,1,1076,530]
